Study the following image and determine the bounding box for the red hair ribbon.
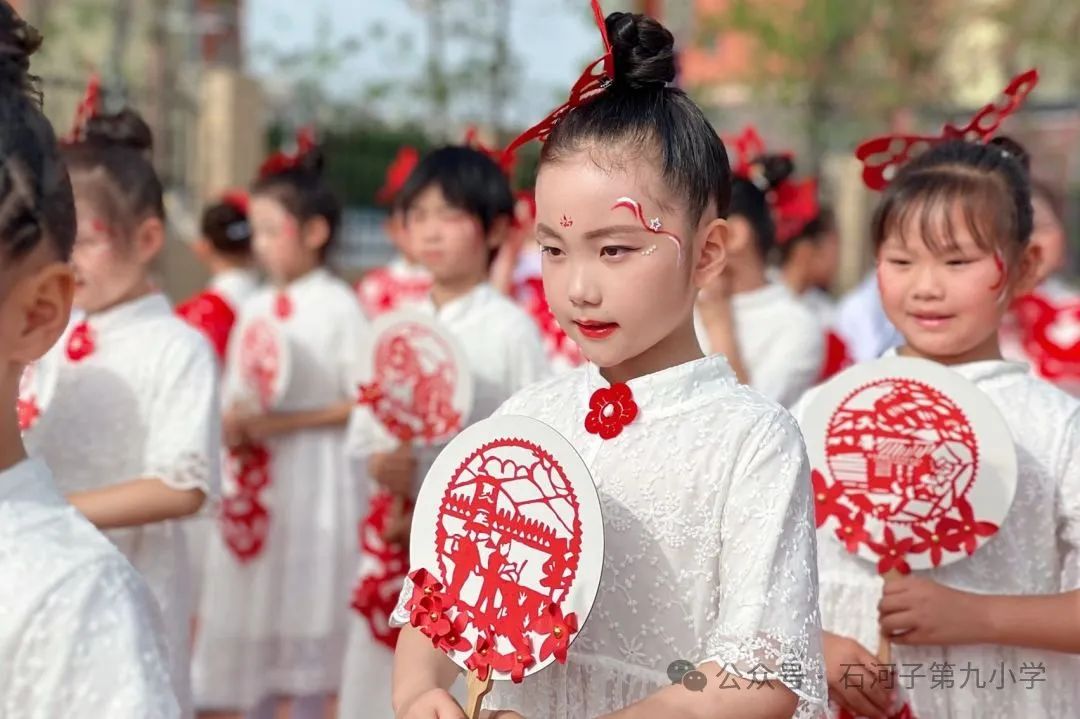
[723,126,767,181]
[503,0,614,156]
[220,189,249,217]
[258,125,318,178]
[772,178,820,245]
[64,74,102,144]
[376,146,420,205]
[464,126,518,178]
[855,68,1039,191]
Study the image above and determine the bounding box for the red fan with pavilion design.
[855,69,1039,191]
[1011,293,1080,386]
[804,356,1017,718]
[406,415,603,717]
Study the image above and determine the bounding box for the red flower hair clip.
[855,68,1039,191]
[376,146,420,205]
[63,74,102,145]
[503,0,614,156]
[723,126,768,182]
[220,189,249,217]
[259,125,317,179]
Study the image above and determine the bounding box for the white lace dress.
[193,268,370,709]
[394,355,827,718]
[792,357,1080,718]
[697,282,825,407]
[340,282,551,719]
[24,293,220,719]
[0,459,180,718]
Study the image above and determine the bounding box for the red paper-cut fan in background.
[63,74,102,144]
[377,146,420,205]
[1011,293,1080,383]
[855,68,1039,191]
[259,125,318,178]
[503,0,614,156]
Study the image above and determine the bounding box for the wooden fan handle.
[464,669,493,719]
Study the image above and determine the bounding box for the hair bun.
[988,135,1031,173]
[606,12,676,90]
[0,4,42,103]
[749,153,795,191]
[83,108,154,153]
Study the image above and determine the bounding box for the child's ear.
[302,216,331,253]
[692,217,728,290]
[1014,242,1044,297]
[133,216,166,265]
[8,260,75,365]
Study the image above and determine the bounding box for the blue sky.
[245,0,604,126]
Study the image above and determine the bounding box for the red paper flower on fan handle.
[835,512,870,554]
[936,497,998,556]
[404,568,448,614]
[433,614,472,654]
[465,634,498,682]
[411,594,452,639]
[868,525,915,576]
[910,523,947,567]
[357,381,383,406]
[528,603,579,664]
[584,383,638,439]
[811,470,847,529]
[493,640,536,683]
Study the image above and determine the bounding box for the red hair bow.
[772,178,819,245]
[855,68,1039,191]
[723,126,768,181]
[259,125,317,178]
[504,0,613,156]
[221,189,249,216]
[376,146,420,205]
[64,74,102,144]
[464,126,518,178]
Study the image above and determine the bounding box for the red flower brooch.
[65,321,95,362]
[584,383,638,440]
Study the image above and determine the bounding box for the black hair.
[252,145,341,260]
[0,3,76,263]
[60,108,165,238]
[871,137,1033,259]
[538,11,731,228]
[778,206,835,265]
[729,154,794,261]
[397,145,515,236]
[201,199,251,258]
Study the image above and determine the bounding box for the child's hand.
[397,688,465,719]
[879,574,987,646]
[383,501,413,545]
[481,712,527,719]
[822,631,892,719]
[370,443,417,495]
[223,406,251,449]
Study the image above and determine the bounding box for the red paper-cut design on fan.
[238,318,282,410]
[350,491,414,649]
[66,321,95,362]
[259,126,317,178]
[357,267,432,317]
[503,0,614,156]
[219,445,271,562]
[855,69,1039,191]
[63,74,102,144]
[818,377,990,569]
[512,277,583,369]
[407,437,583,683]
[358,323,463,444]
[584,383,638,440]
[1011,293,1080,382]
[176,290,237,362]
[376,146,420,205]
[819,330,853,381]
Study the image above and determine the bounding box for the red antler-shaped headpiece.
[855,68,1039,191]
[376,146,420,205]
[503,0,614,156]
[64,74,102,144]
[723,126,767,181]
[259,125,318,179]
[464,126,518,178]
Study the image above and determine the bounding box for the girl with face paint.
[389,5,826,719]
[192,136,371,719]
[789,136,1080,718]
[29,95,220,717]
[0,5,179,715]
